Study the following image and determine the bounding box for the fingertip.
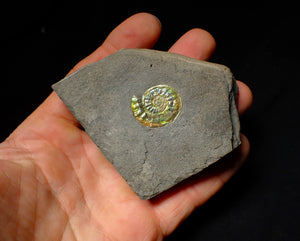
[169,28,216,60]
[106,12,162,50]
[240,134,250,161]
[193,28,216,59]
[132,12,162,36]
[237,81,253,115]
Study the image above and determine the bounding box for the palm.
[0,13,252,241]
[1,110,160,240]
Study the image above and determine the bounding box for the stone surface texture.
[52,49,240,199]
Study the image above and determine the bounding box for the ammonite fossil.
[131,85,182,128]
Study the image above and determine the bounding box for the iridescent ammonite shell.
[131,85,182,128]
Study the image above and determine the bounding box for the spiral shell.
[131,85,182,128]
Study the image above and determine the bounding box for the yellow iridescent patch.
[131,85,182,128]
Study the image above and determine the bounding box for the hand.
[0,13,252,240]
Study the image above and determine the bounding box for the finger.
[237,80,253,115]
[168,28,216,60]
[13,13,162,133]
[152,134,250,236]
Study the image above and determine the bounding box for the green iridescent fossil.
[131,85,182,128]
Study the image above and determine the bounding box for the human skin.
[0,13,252,241]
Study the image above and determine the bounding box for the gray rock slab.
[52,49,240,199]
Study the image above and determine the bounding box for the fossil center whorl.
[131,85,182,128]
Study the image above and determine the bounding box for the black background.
[1,3,300,241]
